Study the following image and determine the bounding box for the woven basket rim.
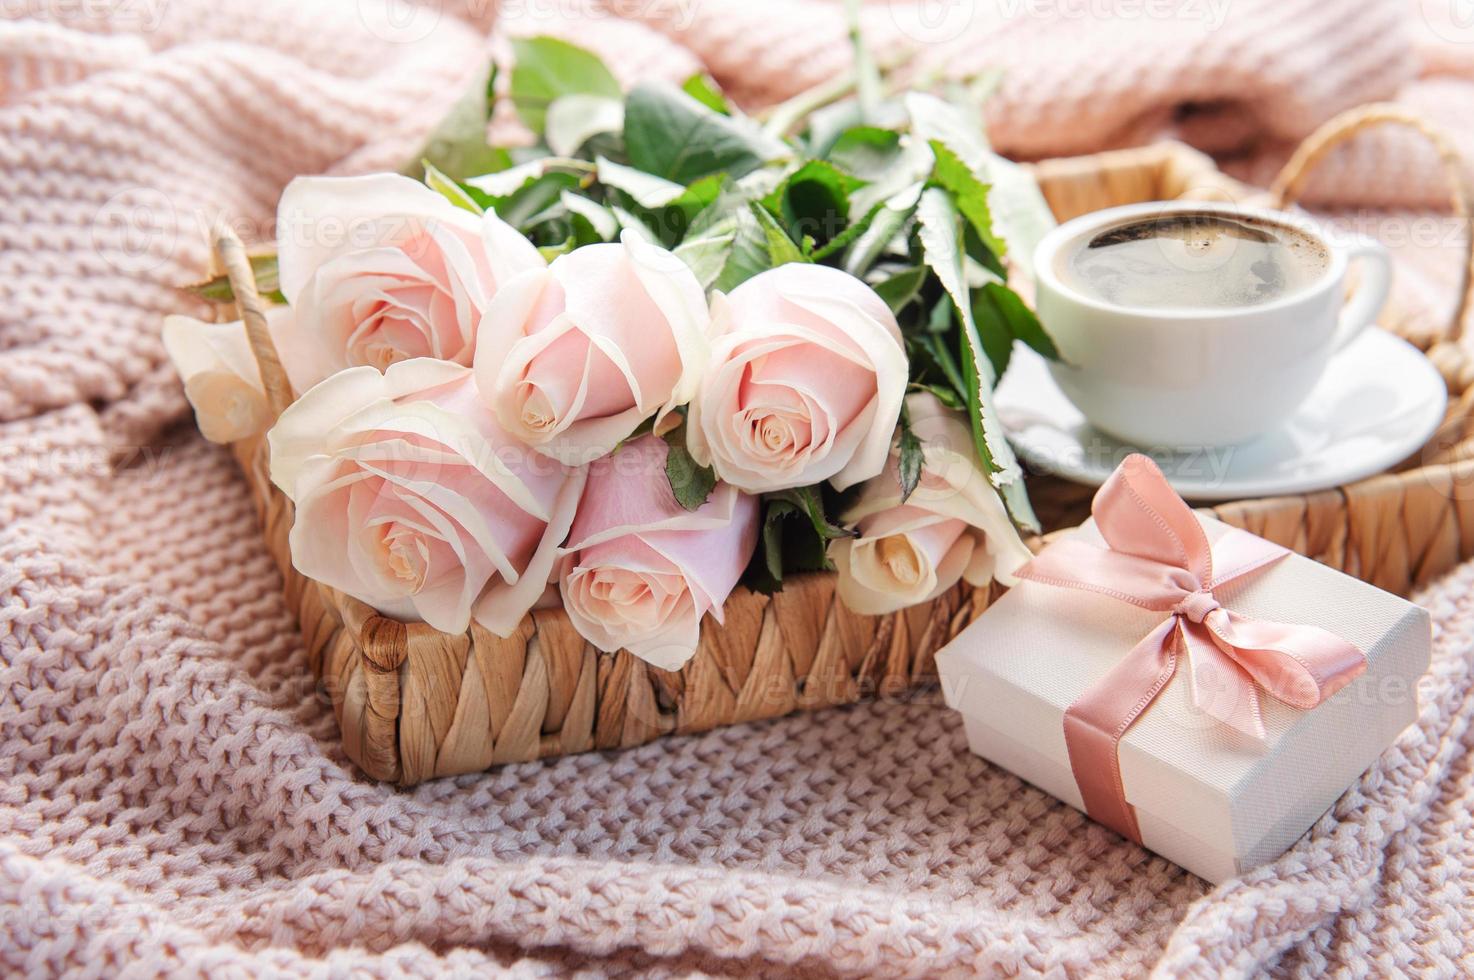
[203,119,1474,782]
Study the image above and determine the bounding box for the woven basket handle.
[212,221,293,418]
[1268,103,1474,345]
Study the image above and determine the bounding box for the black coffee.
[1058,212,1330,310]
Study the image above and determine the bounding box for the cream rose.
[162,313,272,444]
[162,306,316,442]
[474,230,709,464]
[687,263,907,493]
[268,358,584,635]
[830,393,1033,615]
[276,173,543,389]
[556,434,758,670]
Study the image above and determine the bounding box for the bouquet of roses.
[167,35,1059,672]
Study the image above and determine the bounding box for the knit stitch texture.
[3,0,1474,976]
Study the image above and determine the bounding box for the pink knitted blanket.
[3,1,1473,974]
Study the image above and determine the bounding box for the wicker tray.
[218,104,1474,784]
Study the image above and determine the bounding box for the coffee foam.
[1058,212,1331,311]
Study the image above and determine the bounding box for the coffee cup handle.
[1332,235,1392,352]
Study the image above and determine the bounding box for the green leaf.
[906,91,1055,278]
[802,99,865,159]
[897,414,923,503]
[422,160,485,214]
[980,279,1058,360]
[610,205,660,242]
[907,380,965,411]
[596,159,725,246]
[956,309,1038,532]
[545,94,624,156]
[970,284,1013,379]
[762,160,858,249]
[870,264,927,314]
[956,318,995,470]
[826,125,902,180]
[843,181,921,277]
[928,140,1004,258]
[681,72,730,114]
[916,189,976,346]
[477,171,581,231]
[463,157,592,204]
[712,207,772,290]
[509,36,621,136]
[677,171,785,290]
[595,156,688,207]
[560,190,619,242]
[186,253,281,303]
[760,504,794,582]
[405,62,508,181]
[744,485,854,594]
[770,485,853,542]
[537,238,576,262]
[910,329,967,397]
[744,500,799,595]
[673,226,736,288]
[847,136,933,221]
[623,82,785,184]
[662,426,717,510]
[749,202,808,267]
[984,154,1055,280]
[808,201,882,261]
[915,187,1021,490]
[1000,476,1040,535]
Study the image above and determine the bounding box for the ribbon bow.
[1016,454,1366,843]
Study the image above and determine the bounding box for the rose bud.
[276,173,543,389]
[474,230,710,465]
[268,358,584,635]
[162,307,315,442]
[687,263,907,493]
[830,393,1033,615]
[556,434,758,670]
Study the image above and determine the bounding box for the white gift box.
[936,515,1431,883]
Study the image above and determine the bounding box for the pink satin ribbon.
[1015,454,1366,844]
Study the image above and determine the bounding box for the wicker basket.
[215,104,1474,784]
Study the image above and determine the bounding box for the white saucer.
[995,327,1448,501]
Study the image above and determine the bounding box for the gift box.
[936,456,1431,883]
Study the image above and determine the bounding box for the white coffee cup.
[1031,201,1392,447]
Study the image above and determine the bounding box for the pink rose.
[474,230,709,464]
[276,173,543,390]
[557,435,758,670]
[687,263,907,493]
[162,306,321,442]
[162,310,277,444]
[268,358,584,635]
[830,394,1033,615]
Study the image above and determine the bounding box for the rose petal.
[276,173,484,303]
